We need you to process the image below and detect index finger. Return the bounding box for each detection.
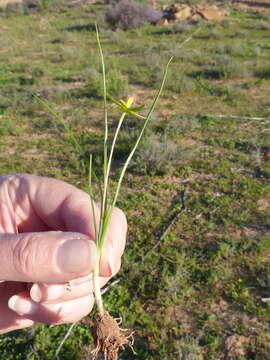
[1,174,127,276]
[1,174,96,236]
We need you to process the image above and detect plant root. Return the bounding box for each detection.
[91,311,135,360]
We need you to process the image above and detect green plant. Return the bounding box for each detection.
[132,133,195,175]
[204,55,250,80]
[107,69,129,97]
[2,6,270,359]
[88,26,172,358]
[36,24,172,359]
[250,21,269,30]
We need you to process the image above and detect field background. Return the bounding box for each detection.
[0,0,270,358]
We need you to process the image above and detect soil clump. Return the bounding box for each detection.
[92,311,134,360]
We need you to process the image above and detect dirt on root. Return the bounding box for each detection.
[225,334,248,359]
[91,311,134,360]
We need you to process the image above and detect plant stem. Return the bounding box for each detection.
[93,257,104,316]
[95,23,109,247]
[93,112,127,316]
[90,59,172,317]
[97,111,127,252]
[111,57,173,210]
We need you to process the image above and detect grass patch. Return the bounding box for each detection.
[0,3,270,360]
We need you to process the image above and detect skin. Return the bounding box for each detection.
[0,174,127,334]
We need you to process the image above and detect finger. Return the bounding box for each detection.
[0,231,97,283]
[1,174,127,278]
[0,281,34,334]
[99,207,127,277]
[29,276,108,303]
[0,174,99,236]
[61,200,126,278]
[30,176,127,277]
[0,317,34,334]
[8,291,95,324]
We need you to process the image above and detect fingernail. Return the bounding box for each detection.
[100,243,114,277]
[30,283,42,303]
[56,237,97,274]
[46,285,65,301]
[31,283,67,302]
[108,243,115,275]
[8,296,37,316]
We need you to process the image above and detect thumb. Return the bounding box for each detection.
[0,231,97,283]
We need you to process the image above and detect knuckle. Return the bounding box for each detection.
[2,174,23,190]
[13,233,38,279]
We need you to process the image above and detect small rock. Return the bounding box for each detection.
[197,5,225,21]
[174,5,192,20]
[156,18,169,26]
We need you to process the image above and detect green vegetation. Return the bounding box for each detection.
[0,1,270,359]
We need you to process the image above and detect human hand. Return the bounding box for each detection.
[0,174,127,334]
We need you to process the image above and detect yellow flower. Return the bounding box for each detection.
[108,94,146,119]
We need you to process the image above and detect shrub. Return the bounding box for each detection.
[253,64,270,79]
[216,56,250,79]
[81,67,128,98]
[166,71,195,93]
[132,133,194,175]
[233,31,247,39]
[0,85,33,112]
[202,55,251,80]
[105,0,162,30]
[107,69,129,97]
[209,29,222,40]
[166,115,200,135]
[250,21,269,30]
[171,21,191,34]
